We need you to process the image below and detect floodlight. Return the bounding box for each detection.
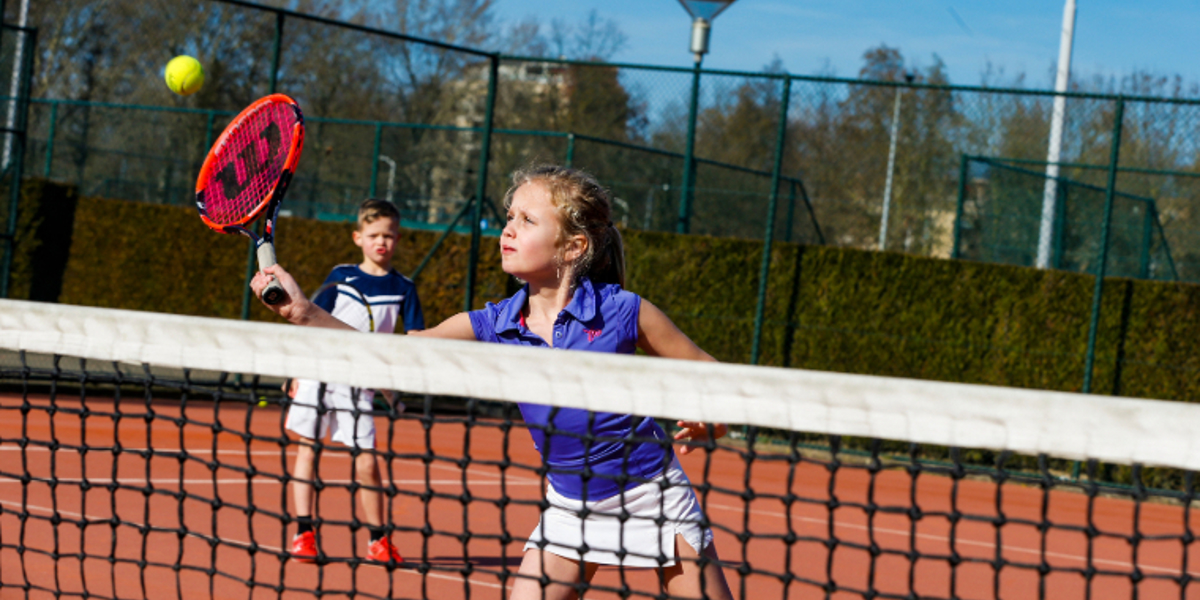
[676,0,737,62]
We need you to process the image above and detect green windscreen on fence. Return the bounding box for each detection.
[954,157,1178,281]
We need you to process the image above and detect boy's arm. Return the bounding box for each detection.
[635,298,727,454]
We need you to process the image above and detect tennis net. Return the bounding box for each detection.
[2,299,1199,599]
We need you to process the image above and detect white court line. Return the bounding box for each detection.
[705,501,1200,577]
[0,477,539,486]
[0,446,539,483]
[0,499,511,591]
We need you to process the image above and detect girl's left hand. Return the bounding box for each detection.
[673,421,729,455]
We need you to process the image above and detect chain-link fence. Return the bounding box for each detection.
[5,0,1200,383]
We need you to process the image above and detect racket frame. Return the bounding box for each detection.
[195,94,305,305]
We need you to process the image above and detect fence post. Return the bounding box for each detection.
[565,133,575,168]
[676,61,702,234]
[750,77,791,366]
[952,154,969,260]
[1082,98,1125,394]
[783,179,796,244]
[464,55,499,312]
[269,12,283,94]
[1053,180,1067,269]
[43,101,56,178]
[369,122,382,197]
[204,111,216,151]
[239,11,286,321]
[1138,200,1152,279]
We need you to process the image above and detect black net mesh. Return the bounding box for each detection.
[3,302,1200,599]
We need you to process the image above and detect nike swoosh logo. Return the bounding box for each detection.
[345,277,358,282]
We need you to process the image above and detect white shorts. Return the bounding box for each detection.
[285,380,376,449]
[524,457,713,567]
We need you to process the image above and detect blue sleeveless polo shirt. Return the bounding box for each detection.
[468,277,672,501]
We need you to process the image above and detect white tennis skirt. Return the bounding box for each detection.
[524,457,713,567]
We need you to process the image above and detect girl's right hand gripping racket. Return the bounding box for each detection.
[195,94,305,305]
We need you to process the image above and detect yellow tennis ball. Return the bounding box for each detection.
[164,55,204,96]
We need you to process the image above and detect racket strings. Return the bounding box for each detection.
[203,102,299,226]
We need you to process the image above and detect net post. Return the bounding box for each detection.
[751,76,791,366]
[677,58,702,234]
[42,101,55,178]
[464,54,498,312]
[1082,98,1125,394]
[952,154,969,260]
[369,122,382,197]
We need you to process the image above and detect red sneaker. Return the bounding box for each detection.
[290,531,317,563]
[366,536,403,566]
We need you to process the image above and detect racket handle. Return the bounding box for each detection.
[256,242,288,306]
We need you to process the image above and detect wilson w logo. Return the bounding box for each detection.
[215,121,282,200]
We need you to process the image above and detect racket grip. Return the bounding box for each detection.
[256,242,288,306]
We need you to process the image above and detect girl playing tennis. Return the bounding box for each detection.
[253,165,733,600]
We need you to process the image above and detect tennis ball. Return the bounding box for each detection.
[164,55,204,96]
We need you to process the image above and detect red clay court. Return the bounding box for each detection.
[3,393,1199,599]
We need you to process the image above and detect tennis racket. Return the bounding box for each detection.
[195,94,305,305]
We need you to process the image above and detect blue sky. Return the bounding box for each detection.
[494,0,1200,91]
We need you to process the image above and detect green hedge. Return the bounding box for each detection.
[10,183,1200,406]
[52,195,508,325]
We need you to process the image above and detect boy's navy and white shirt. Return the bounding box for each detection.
[290,265,424,425]
[312,264,425,334]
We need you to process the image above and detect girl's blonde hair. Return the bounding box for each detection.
[504,165,625,289]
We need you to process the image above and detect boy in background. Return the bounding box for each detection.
[286,198,424,565]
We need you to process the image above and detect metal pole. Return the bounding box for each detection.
[783,179,796,243]
[464,55,498,312]
[879,85,903,251]
[677,57,702,234]
[1,26,32,299]
[565,133,575,168]
[1082,98,1124,394]
[378,155,396,203]
[411,200,474,281]
[1,0,28,174]
[203,111,216,151]
[269,12,284,94]
[1036,0,1077,269]
[1139,200,1152,279]
[240,11,286,321]
[952,154,969,260]
[43,102,56,177]
[1053,180,1067,268]
[750,78,791,365]
[797,179,825,245]
[369,122,382,197]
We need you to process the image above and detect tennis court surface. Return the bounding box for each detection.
[3,299,1200,599]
